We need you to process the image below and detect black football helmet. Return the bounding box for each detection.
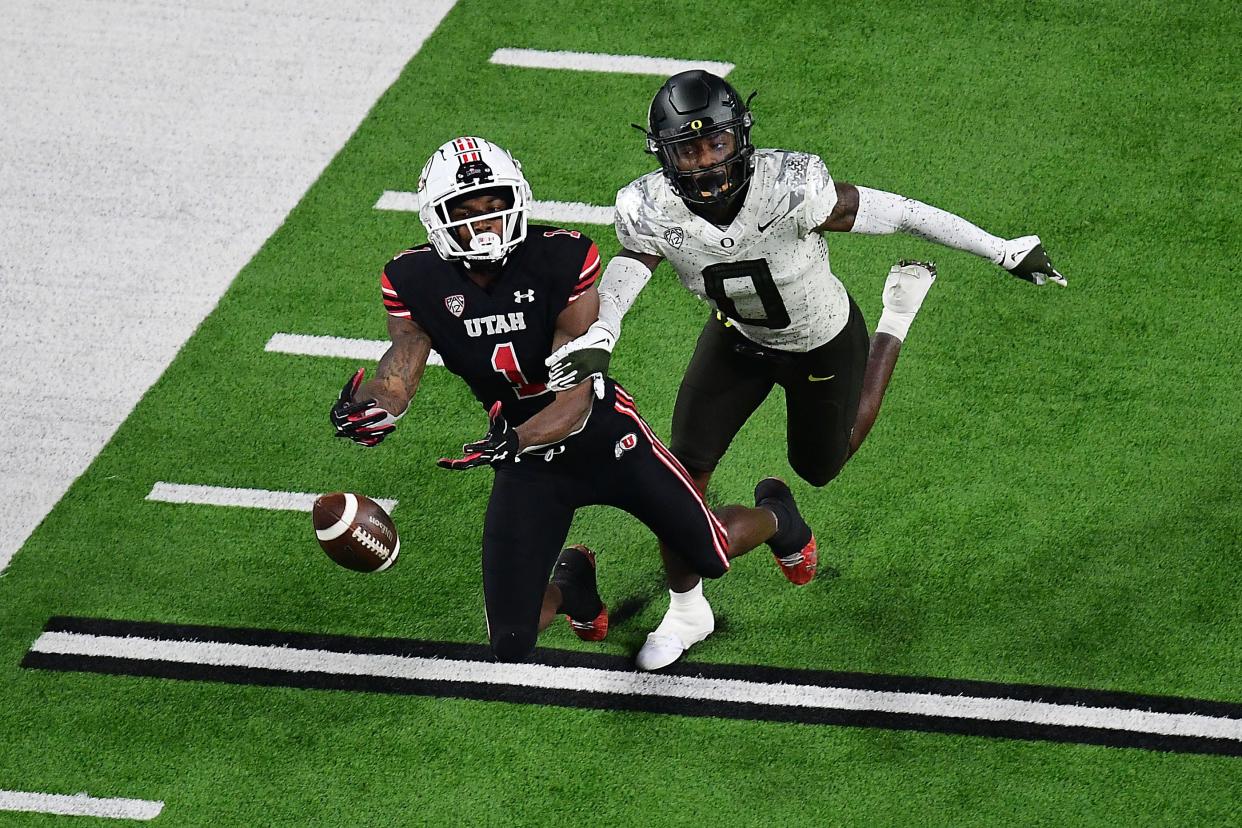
[644,71,755,205]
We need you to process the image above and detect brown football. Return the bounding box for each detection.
[312,492,400,572]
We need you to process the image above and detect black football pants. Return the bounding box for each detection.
[670,298,869,487]
[481,382,729,662]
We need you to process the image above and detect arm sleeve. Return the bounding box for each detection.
[590,254,655,343]
[797,154,839,236]
[381,270,411,319]
[850,186,1005,264]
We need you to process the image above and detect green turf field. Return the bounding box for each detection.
[3,0,1241,823]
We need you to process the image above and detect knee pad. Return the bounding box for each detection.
[490,628,537,663]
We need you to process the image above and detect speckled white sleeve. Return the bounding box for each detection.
[851,186,1005,264]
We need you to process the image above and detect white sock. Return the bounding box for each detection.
[668,581,705,610]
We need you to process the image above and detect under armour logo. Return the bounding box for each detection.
[514,290,535,303]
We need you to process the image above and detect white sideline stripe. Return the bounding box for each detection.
[489,48,733,78]
[30,632,1242,744]
[265,333,444,367]
[375,191,613,226]
[146,483,397,515]
[0,790,163,821]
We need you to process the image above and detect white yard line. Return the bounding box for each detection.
[375,191,613,225]
[31,631,1242,744]
[489,48,733,77]
[265,332,443,366]
[146,483,397,515]
[0,790,163,821]
[0,0,458,575]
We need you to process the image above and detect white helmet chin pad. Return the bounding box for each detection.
[416,137,532,262]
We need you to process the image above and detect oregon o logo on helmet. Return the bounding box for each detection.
[690,119,703,130]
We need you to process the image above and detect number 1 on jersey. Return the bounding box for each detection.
[491,342,549,399]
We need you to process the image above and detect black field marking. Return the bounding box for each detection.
[22,616,1242,757]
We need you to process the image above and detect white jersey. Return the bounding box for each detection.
[614,149,850,352]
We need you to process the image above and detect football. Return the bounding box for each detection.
[312,492,400,572]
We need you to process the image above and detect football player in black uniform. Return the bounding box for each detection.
[330,137,816,668]
[546,71,1068,668]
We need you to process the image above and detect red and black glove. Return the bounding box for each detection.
[330,368,401,448]
[437,401,520,470]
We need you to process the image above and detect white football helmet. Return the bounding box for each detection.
[417,137,531,263]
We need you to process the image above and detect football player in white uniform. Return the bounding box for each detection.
[546,71,1068,671]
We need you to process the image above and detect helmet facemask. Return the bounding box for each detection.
[649,118,754,205]
[434,186,527,264]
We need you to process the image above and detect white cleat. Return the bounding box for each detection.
[882,259,938,315]
[635,598,715,671]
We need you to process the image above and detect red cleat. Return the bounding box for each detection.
[568,603,609,641]
[755,477,817,586]
[774,534,817,586]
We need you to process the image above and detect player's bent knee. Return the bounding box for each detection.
[489,627,537,663]
[791,455,845,488]
[669,444,717,478]
[694,549,730,580]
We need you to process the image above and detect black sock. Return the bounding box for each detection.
[551,552,602,620]
[556,579,602,621]
[762,500,810,556]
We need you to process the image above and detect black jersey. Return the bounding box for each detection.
[380,226,601,425]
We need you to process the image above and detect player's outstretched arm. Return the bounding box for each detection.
[360,316,433,413]
[817,182,1067,287]
[516,286,602,450]
[545,249,662,393]
[330,316,432,447]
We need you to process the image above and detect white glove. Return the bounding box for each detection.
[544,293,621,398]
[876,260,937,341]
[545,323,612,397]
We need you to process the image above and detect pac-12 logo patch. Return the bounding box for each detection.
[445,294,466,317]
[614,432,638,459]
[664,227,684,249]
